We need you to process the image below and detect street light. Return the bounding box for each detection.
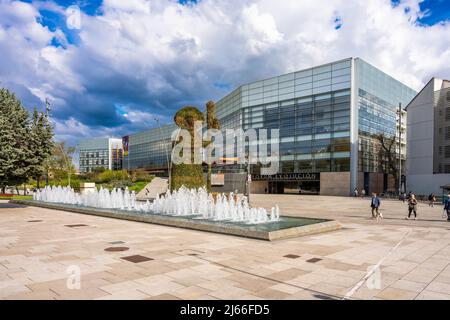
[397,102,403,194]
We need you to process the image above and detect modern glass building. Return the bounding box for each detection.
[78,138,123,173]
[122,58,416,195]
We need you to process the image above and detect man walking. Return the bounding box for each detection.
[370,193,381,219]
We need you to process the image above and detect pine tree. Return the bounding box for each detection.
[0,88,32,192]
[0,88,54,192]
[28,108,54,188]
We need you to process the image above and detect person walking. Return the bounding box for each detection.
[428,193,435,207]
[370,193,381,219]
[444,194,450,222]
[407,191,412,201]
[406,194,418,220]
[361,189,366,198]
[354,188,359,198]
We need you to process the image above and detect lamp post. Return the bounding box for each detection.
[397,102,402,194]
[247,153,251,204]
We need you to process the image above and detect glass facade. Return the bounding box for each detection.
[120,58,416,194]
[241,90,351,174]
[355,59,416,174]
[123,124,176,171]
[78,138,123,173]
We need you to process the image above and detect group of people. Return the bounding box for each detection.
[368,192,450,221]
[353,188,366,198]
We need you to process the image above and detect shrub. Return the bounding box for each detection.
[171,163,204,191]
[132,170,155,183]
[96,170,129,183]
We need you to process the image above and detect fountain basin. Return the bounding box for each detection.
[11,200,341,241]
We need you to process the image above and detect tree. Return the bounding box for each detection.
[0,88,55,193]
[46,141,76,181]
[205,101,220,192]
[171,106,205,191]
[377,134,399,192]
[0,88,33,193]
[29,108,54,188]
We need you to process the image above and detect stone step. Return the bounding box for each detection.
[136,177,168,201]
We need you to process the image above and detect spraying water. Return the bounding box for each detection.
[33,185,280,224]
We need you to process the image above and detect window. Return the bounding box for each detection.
[298,160,313,172]
[332,158,350,171]
[282,161,295,173]
[445,145,450,158]
[315,159,331,172]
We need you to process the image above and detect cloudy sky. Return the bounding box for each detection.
[1,0,450,147]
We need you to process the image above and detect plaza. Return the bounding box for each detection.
[1,195,450,300]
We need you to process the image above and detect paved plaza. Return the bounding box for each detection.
[1,195,450,300]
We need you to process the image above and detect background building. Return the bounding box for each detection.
[406,78,450,196]
[122,57,416,195]
[78,138,123,173]
[123,124,175,174]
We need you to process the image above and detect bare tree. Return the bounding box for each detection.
[376,134,399,192]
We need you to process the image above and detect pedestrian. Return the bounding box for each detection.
[354,188,358,198]
[361,189,366,198]
[402,192,406,203]
[407,191,412,201]
[406,194,418,220]
[428,193,435,207]
[443,194,450,221]
[370,193,381,219]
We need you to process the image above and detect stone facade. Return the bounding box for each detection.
[320,172,351,196]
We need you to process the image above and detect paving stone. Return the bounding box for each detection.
[2,196,450,300]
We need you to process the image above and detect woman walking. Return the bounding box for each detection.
[406,194,418,220]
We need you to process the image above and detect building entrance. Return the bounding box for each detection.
[253,173,320,195]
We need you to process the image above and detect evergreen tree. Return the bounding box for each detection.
[29,108,54,188]
[0,88,32,192]
[0,88,54,192]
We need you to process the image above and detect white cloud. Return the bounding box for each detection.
[1,0,450,146]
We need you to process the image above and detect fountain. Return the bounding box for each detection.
[22,185,341,241]
[33,185,280,224]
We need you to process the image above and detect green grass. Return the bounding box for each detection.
[128,181,148,193]
[0,195,33,200]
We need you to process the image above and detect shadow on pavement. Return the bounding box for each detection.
[0,202,27,209]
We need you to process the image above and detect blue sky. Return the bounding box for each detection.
[1,0,450,146]
[392,0,450,25]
